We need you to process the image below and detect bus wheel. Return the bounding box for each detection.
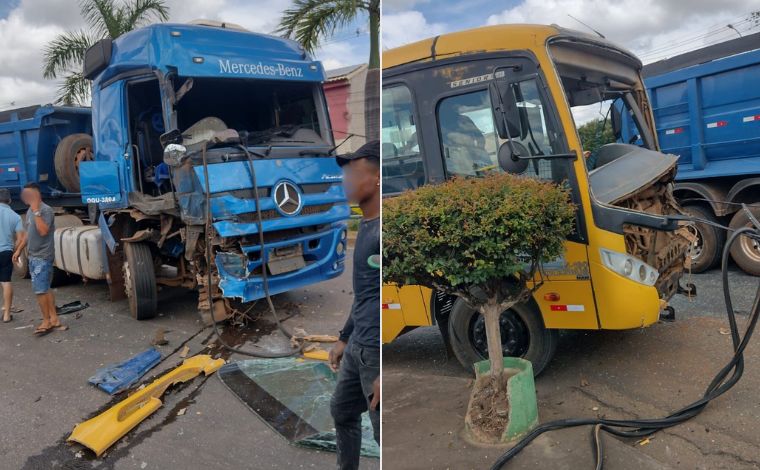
[123,242,157,320]
[729,207,760,276]
[447,298,557,376]
[683,205,724,273]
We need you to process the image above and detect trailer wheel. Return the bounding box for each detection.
[683,205,724,273]
[54,133,93,193]
[123,242,157,320]
[729,207,760,276]
[448,298,557,376]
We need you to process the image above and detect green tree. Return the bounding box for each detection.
[277,0,380,142]
[577,117,615,158]
[43,0,170,105]
[383,174,576,381]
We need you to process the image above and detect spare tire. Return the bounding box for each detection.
[54,133,93,193]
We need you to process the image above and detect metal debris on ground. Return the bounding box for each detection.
[88,348,162,395]
[56,301,90,315]
[179,345,190,358]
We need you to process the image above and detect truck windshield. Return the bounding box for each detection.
[175,77,328,148]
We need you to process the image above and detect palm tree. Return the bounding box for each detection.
[278,0,380,142]
[43,0,169,105]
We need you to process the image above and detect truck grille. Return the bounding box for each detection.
[235,203,334,224]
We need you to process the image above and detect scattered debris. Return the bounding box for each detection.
[592,406,599,411]
[302,349,330,361]
[719,327,731,335]
[636,436,655,446]
[580,378,590,387]
[69,355,225,457]
[56,301,89,316]
[88,348,162,395]
[177,408,186,416]
[179,345,190,358]
[14,325,33,330]
[151,328,169,346]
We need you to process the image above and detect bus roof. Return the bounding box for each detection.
[383,24,640,70]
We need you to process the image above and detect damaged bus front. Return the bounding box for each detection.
[79,23,349,320]
[381,25,693,374]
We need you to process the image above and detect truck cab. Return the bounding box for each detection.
[382,24,692,374]
[79,23,349,320]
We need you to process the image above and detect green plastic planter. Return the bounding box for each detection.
[464,357,539,444]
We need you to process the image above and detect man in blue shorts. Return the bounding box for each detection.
[14,182,63,335]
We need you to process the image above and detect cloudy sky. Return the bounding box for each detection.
[0,0,369,109]
[383,0,759,123]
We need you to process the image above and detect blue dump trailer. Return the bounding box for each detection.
[50,21,350,321]
[0,105,92,210]
[618,32,760,275]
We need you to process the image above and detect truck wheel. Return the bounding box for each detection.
[123,242,157,320]
[683,205,724,272]
[729,207,760,276]
[54,133,93,193]
[447,298,557,376]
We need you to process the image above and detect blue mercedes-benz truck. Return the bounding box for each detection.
[78,22,350,320]
[617,32,760,275]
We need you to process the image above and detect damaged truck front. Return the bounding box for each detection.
[78,22,349,320]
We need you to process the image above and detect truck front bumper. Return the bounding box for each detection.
[215,222,347,302]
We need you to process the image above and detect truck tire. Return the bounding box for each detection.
[54,133,93,193]
[123,242,157,320]
[683,205,724,272]
[447,298,557,376]
[729,207,760,276]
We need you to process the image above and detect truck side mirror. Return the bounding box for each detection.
[610,101,622,139]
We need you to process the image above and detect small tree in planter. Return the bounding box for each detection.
[383,173,575,440]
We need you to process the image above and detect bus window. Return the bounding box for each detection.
[382,85,424,194]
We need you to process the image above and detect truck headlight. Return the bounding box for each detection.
[600,248,659,286]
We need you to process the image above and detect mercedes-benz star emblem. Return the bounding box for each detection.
[273,181,302,216]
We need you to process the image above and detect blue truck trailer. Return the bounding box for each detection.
[3,21,350,322]
[617,32,760,275]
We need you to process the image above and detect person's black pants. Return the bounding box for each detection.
[330,341,380,470]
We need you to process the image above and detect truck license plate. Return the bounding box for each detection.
[267,245,305,275]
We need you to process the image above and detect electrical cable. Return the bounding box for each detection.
[199,140,301,358]
[491,205,760,470]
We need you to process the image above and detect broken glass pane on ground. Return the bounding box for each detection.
[218,358,380,458]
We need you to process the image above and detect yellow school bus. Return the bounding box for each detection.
[381,24,692,374]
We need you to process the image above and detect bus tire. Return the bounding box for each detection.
[54,133,93,193]
[729,207,760,276]
[123,242,157,320]
[447,298,557,376]
[683,205,724,273]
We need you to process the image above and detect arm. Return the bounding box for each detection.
[12,219,26,262]
[33,210,51,237]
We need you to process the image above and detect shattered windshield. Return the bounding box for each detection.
[549,40,656,169]
[175,77,329,149]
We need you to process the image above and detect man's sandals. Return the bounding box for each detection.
[34,322,68,336]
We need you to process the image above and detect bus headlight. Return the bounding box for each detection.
[600,248,659,286]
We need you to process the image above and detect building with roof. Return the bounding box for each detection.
[324,63,368,153]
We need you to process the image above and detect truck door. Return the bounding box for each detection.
[382,53,601,330]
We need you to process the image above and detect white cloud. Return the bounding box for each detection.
[0,0,370,109]
[485,0,759,62]
[382,10,446,49]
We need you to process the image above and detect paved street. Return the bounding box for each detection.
[383,266,760,469]
[0,247,378,470]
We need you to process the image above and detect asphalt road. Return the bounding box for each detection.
[0,247,379,470]
[383,266,760,470]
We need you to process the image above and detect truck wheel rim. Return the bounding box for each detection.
[739,231,760,263]
[74,147,93,171]
[687,225,704,261]
[470,309,530,358]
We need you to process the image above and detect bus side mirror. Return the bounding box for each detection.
[489,82,522,140]
[610,101,622,139]
[497,141,529,174]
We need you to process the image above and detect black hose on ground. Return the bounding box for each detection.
[200,141,300,358]
[491,208,760,470]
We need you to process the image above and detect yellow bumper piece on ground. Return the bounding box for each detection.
[68,354,225,457]
[302,349,330,361]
